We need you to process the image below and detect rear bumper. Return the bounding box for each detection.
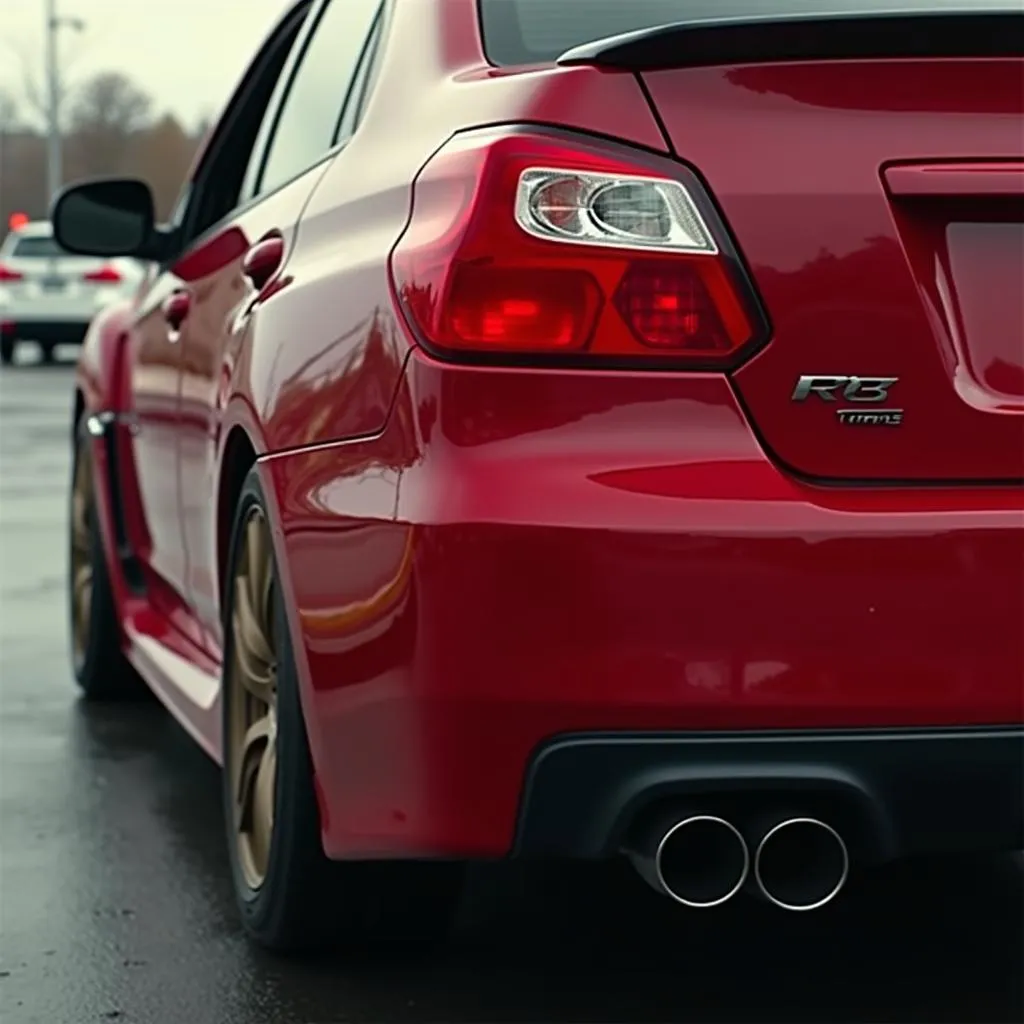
[514,728,1024,862]
[262,350,1024,860]
[2,319,89,344]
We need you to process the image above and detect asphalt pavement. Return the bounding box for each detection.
[1,348,1022,1024]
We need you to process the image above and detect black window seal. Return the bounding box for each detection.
[331,1,386,146]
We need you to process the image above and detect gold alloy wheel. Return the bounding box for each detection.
[70,438,94,666]
[228,508,279,890]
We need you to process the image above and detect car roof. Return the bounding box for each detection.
[11,221,54,238]
[1,220,101,259]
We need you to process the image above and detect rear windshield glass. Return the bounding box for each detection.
[11,235,68,258]
[479,0,1014,66]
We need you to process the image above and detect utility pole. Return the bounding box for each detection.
[44,0,84,205]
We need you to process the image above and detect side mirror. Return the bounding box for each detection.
[51,178,161,259]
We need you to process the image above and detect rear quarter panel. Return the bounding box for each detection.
[240,0,669,458]
[245,0,674,825]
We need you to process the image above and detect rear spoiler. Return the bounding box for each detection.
[557,7,1024,72]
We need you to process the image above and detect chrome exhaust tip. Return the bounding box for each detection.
[753,817,849,912]
[641,814,750,908]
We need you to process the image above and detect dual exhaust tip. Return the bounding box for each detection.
[630,813,849,911]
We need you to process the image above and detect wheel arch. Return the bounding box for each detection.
[217,425,259,607]
[217,424,328,810]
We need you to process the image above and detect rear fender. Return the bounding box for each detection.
[74,299,134,415]
[73,300,145,614]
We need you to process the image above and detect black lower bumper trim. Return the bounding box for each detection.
[87,412,146,594]
[513,727,1024,862]
[10,321,89,345]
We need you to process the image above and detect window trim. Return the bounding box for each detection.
[238,0,326,205]
[168,0,315,262]
[352,1,391,130]
[251,0,385,200]
[156,0,390,275]
[332,2,387,146]
[245,0,333,200]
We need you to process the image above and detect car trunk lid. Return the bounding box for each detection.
[557,2,1024,482]
[640,58,1024,482]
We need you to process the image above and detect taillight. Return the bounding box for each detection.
[0,264,24,282]
[83,265,122,283]
[389,127,767,367]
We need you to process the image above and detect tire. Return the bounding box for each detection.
[69,419,147,700]
[222,467,464,953]
[0,336,15,366]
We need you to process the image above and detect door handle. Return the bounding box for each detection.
[162,289,191,342]
[242,235,285,293]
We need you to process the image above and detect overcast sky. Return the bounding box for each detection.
[1,0,291,129]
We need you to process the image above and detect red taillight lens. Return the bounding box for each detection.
[614,262,742,351]
[0,264,24,282]
[445,266,601,351]
[389,128,766,367]
[83,265,122,283]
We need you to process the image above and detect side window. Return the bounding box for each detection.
[257,0,382,197]
[238,11,319,204]
[334,7,384,144]
[178,2,313,248]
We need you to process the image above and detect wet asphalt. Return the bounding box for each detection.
[0,349,1022,1024]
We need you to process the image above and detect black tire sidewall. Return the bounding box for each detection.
[69,423,130,697]
[222,468,336,946]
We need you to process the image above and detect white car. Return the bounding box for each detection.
[0,220,147,366]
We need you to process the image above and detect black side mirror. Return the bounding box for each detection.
[51,178,163,259]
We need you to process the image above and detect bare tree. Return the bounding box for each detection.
[0,89,18,217]
[65,71,152,178]
[0,89,17,128]
[0,68,207,229]
[3,29,83,131]
[0,124,47,230]
[132,114,198,219]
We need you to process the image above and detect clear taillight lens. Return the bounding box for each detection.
[516,170,717,254]
[389,127,767,366]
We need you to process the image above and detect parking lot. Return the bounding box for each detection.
[1,349,1022,1024]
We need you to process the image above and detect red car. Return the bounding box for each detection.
[54,0,1023,950]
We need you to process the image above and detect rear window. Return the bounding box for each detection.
[11,235,68,258]
[478,0,1014,66]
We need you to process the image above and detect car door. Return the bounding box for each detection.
[175,0,385,649]
[122,2,314,639]
[124,265,193,622]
